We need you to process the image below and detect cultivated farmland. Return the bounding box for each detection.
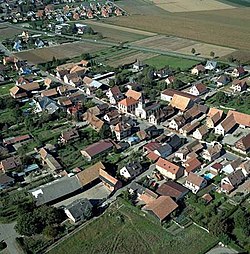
[48,200,218,254]
[82,20,156,43]
[94,47,158,67]
[104,0,250,50]
[131,35,236,58]
[0,25,21,40]
[151,0,235,13]
[14,42,109,64]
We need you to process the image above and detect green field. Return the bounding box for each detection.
[48,200,217,254]
[144,55,199,70]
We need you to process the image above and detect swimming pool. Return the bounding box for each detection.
[204,173,215,180]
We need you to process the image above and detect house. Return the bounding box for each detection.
[41,88,58,98]
[234,133,250,154]
[156,181,189,201]
[169,115,189,131]
[144,141,161,154]
[139,188,158,204]
[83,112,104,132]
[106,86,124,104]
[205,60,217,71]
[165,76,175,85]
[113,122,132,141]
[170,94,193,111]
[3,134,31,146]
[221,158,243,175]
[64,199,93,223]
[214,114,237,136]
[0,174,15,190]
[154,144,173,158]
[231,66,246,78]
[76,162,105,188]
[167,133,182,151]
[99,168,122,192]
[118,98,138,114]
[227,110,250,128]
[221,169,246,193]
[231,79,248,93]
[143,196,178,223]
[30,176,82,206]
[189,83,208,96]
[81,140,114,161]
[103,110,120,125]
[202,142,222,162]
[149,105,175,125]
[156,158,183,180]
[119,162,143,180]
[179,122,200,136]
[39,148,62,172]
[160,88,198,103]
[60,129,79,144]
[191,64,206,75]
[35,97,59,115]
[10,86,27,99]
[183,157,202,176]
[239,160,250,178]
[210,163,223,175]
[193,125,208,140]
[202,193,213,204]
[133,59,145,71]
[206,108,224,129]
[0,156,22,173]
[216,75,230,87]
[185,172,207,194]
[154,68,172,78]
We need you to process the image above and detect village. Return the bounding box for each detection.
[0,44,250,253]
[0,0,249,253]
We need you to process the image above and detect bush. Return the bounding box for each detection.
[0,241,7,251]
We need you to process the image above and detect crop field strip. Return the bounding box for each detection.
[14,41,110,64]
[103,0,250,50]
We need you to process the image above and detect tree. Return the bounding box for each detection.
[99,123,111,139]
[43,225,59,239]
[234,208,250,236]
[215,91,228,104]
[210,51,215,58]
[191,48,196,55]
[95,89,104,99]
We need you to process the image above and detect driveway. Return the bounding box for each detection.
[0,222,23,254]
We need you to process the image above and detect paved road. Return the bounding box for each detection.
[0,223,23,254]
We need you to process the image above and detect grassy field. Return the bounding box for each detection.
[104,0,250,51]
[144,55,199,70]
[48,200,217,254]
[14,42,109,64]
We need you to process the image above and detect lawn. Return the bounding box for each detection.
[48,199,218,254]
[0,83,14,96]
[144,55,199,70]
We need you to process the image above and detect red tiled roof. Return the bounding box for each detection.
[156,158,180,175]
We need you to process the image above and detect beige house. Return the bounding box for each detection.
[156,158,183,180]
